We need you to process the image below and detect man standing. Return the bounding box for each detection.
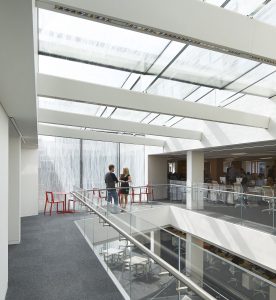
[105,164,119,211]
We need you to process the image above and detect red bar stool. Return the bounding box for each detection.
[131,187,141,203]
[44,191,65,216]
[140,185,154,203]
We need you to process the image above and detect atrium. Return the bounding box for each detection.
[1,0,276,299]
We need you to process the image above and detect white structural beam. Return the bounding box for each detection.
[0,0,38,146]
[38,123,165,147]
[38,108,202,140]
[37,0,276,64]
[38,74,269,129]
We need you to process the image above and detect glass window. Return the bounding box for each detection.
[82,140,119,189]
[119,144,145,186]
[38,136,80,210]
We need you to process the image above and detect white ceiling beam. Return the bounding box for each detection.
[38,108,202,140]
[38,74,270,129]
[38,123,165,147]
[0,0,38,145]
[37,0,276,65]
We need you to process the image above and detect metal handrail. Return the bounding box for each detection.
[84,183,276,201]
[71,190,216,300]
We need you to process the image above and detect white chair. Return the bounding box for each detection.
[234,183,246,208]
[262,186,276,214]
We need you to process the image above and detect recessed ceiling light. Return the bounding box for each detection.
[259,157,273,160]
[231,153,247,156]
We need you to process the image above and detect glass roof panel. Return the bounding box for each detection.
[165,116,183,127]
[243,72,276,98]
[39,97,103,116]
[197,89,238,105]
[184,86,213,102]
[39,9,168,73]
[225,0,264,15]
[131,75,156,92]
[204,0,225,6]
[148,41,185,74]
[147,78,198,99]
[255,2,276,27]
[226,64,276,95]
[39,55,130,87]
[148,114,173,126]
[218,93,244,107]
[111,108,148,122]
[141,113,159,124]
[162,46,258,88]
[100,107,116,118]
[122,73,141,90]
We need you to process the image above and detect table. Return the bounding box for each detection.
[124,255,150,277]
[53,192,73,213]
[102,248,124,264]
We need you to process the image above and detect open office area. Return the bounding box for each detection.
[1,0,276,299]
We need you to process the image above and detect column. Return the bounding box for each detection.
[186,150,204,209]
[185,234,204,287]
[21,147,38,217]
[150,230,161,257]
[8,121,21,244]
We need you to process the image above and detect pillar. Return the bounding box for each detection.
[8,121,21,244]
[185,234,204,287]
[186,151,204,209]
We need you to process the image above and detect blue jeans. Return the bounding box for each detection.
[107,189,118,206]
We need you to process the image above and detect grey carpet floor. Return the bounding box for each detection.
[6,213,124,300]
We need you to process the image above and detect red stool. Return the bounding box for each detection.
[44,191,65,216]
[140,185,154,203]
[131,187,141,203]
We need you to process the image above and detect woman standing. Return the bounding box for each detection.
[120,167,131,210]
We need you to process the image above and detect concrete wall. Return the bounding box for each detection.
[21,148,38,217]
[0,105,9,300]
[9,121,21,244]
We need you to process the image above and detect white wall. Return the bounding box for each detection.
[21,148,38,217]
[148,155,167,185]
[0,105,9,300]
[170,206,276,272]
[8,121,21,244]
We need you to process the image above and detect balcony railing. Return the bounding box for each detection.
[71,187,276,300]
